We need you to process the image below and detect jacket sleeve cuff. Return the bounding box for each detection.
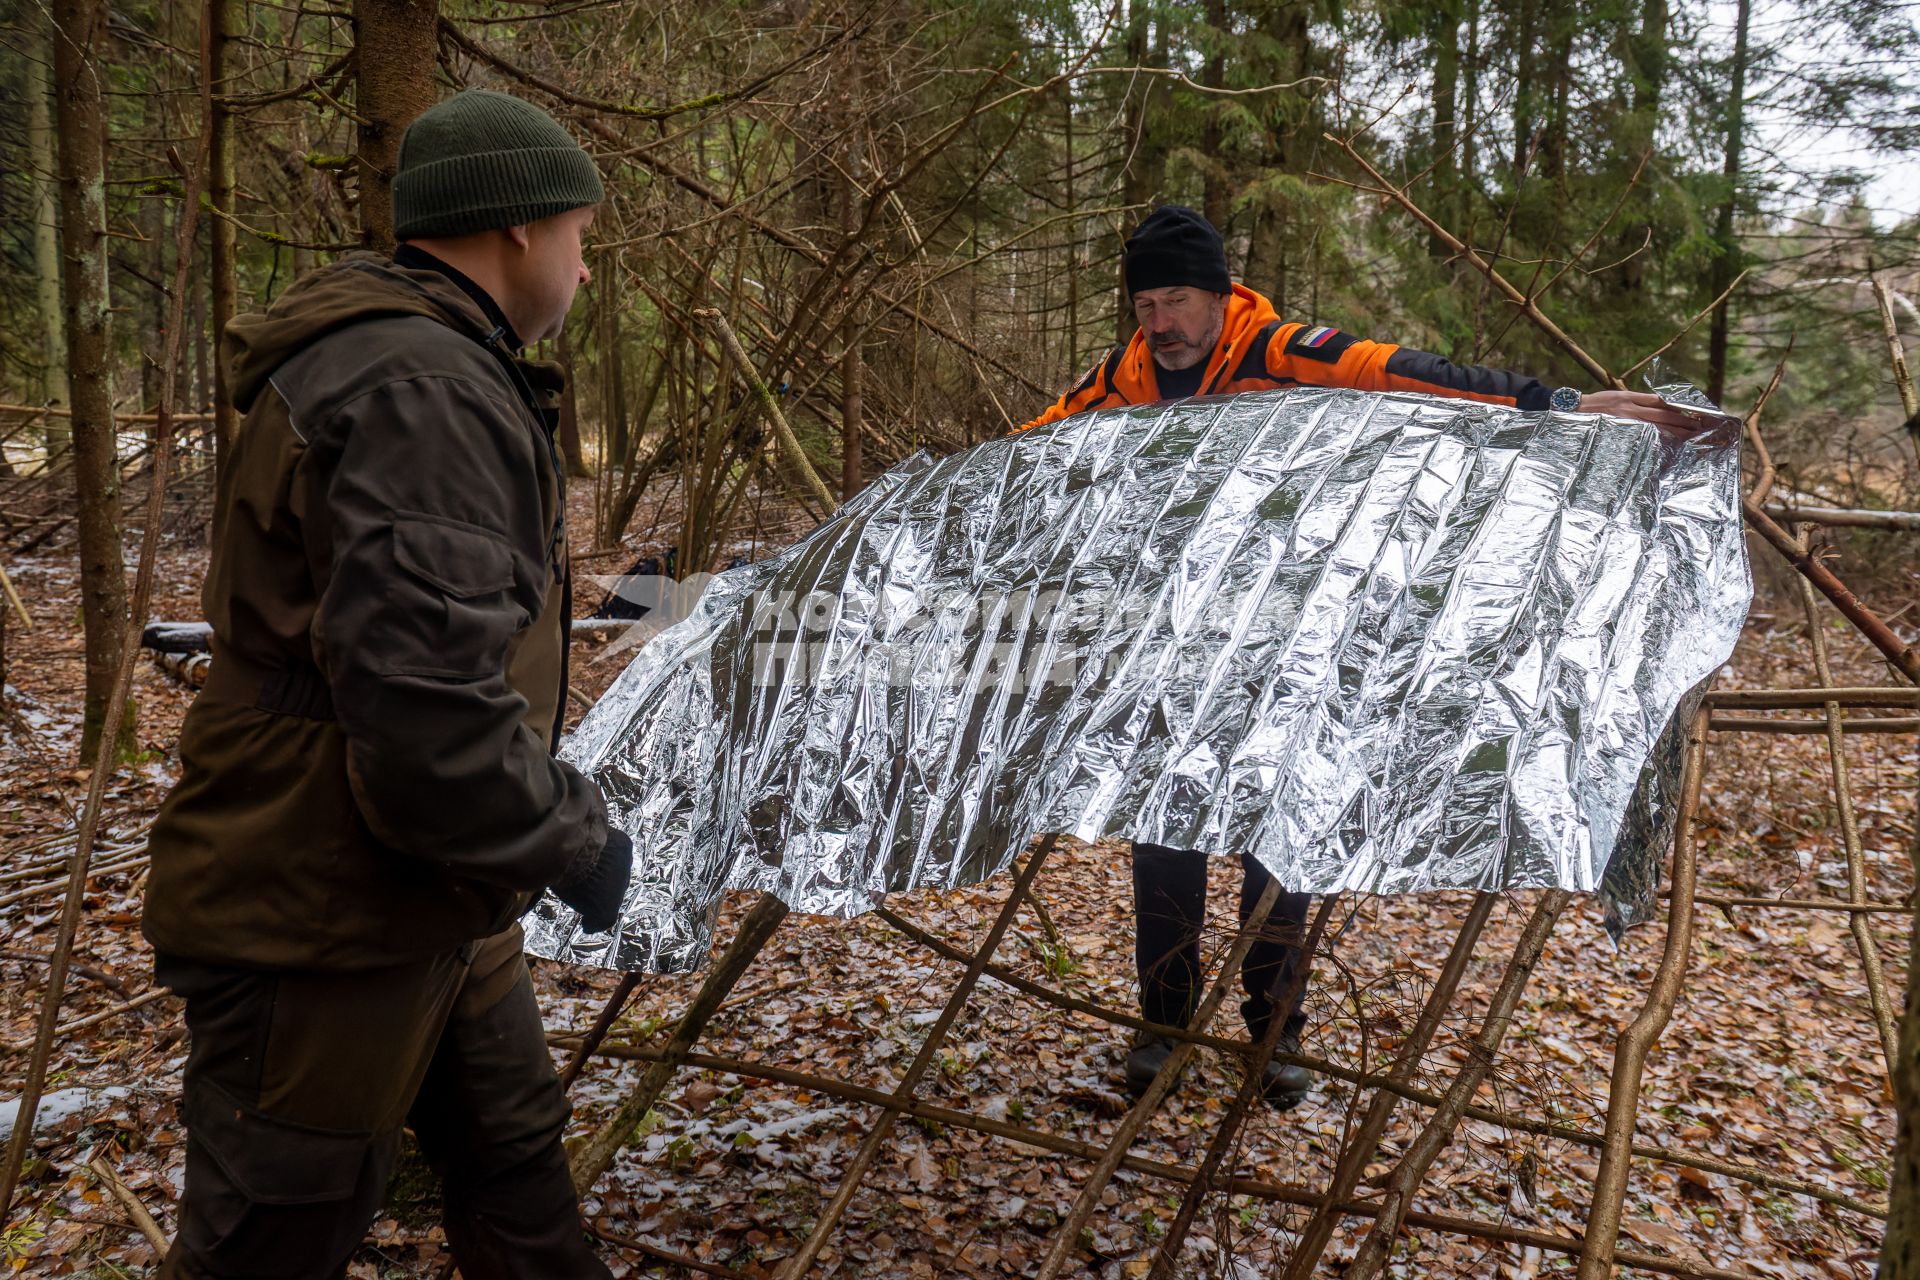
[1515,382,1554,412]
[554,769,610,888]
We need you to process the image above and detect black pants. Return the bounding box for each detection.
[154,927,610,1280]
[1132,842,1311,1039]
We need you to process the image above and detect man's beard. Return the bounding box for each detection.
[1149,338,1206,370]
[1146,312,1225,371]
[1149,327,1217,371]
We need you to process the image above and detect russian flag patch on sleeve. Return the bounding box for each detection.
[1284,324,1361,364]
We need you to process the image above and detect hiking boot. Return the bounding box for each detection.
[1122,1032,1183,1098]
[1259,1029,1314,1110]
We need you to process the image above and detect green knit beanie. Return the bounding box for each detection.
[392,89,604,240]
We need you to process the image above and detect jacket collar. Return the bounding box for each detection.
[392,244,525,351]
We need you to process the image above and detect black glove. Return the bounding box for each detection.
[555,829,633,934]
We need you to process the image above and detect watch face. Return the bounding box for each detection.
[1550,387,1581,412]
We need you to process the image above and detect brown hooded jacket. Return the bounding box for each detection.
[143,252,607,970]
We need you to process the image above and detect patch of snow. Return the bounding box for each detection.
[0,1085,131,1143]
[711,1106,845,1144]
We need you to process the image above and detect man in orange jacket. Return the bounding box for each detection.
[1021,205,1699,1107]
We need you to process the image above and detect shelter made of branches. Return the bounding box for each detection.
[539,165,1920,1278]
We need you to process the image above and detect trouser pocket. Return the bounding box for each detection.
[166,1077,393,1280]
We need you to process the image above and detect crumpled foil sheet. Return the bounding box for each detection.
[527,386,1750,973]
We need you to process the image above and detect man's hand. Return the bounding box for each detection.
[1577,389,1723,437]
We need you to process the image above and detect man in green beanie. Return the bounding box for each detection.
[144,89,624,1278]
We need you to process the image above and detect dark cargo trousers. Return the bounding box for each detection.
[154,926,610,1280]
[1132,842,1311,1038]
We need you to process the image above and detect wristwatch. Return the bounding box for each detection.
[1549,386,1582,413]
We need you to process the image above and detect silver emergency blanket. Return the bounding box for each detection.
[527,387,1749,973]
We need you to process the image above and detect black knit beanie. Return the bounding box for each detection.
[392,89,605,240]
[1124,205,1231,296]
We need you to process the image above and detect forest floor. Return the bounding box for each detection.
[0,474,1912,1279]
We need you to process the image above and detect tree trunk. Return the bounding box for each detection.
[1062,82,1079,373]
[208,0,240,473]
[1890,901,1920,1277]
[1631,0,1670,117]
[1115,0,1156,343]
[841,323,863,500]
[1511,0,1539,175]
[1541,15,1575,186]
[192,247,210,411]
[1429,2,1460,262]
[553,329,592,478]
[599,275,629,469]
[28,18,70,465]
[1891,288,1920,1265]
[1146,16,1170,196]
[52,0,135,761]
[141,0,175,414]
[141,195,169,413]
[840,43,863,500]
[352,0,440,250]
[1612,0,1668,300]
[1705,0,1749,406]
[1462,0,1480,196]
[602,349,668,544]
[1201,0,1227,232]
[287,101,319,282]
[1242,1,1310,308]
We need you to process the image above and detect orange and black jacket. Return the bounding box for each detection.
[1016,284,1551,432]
